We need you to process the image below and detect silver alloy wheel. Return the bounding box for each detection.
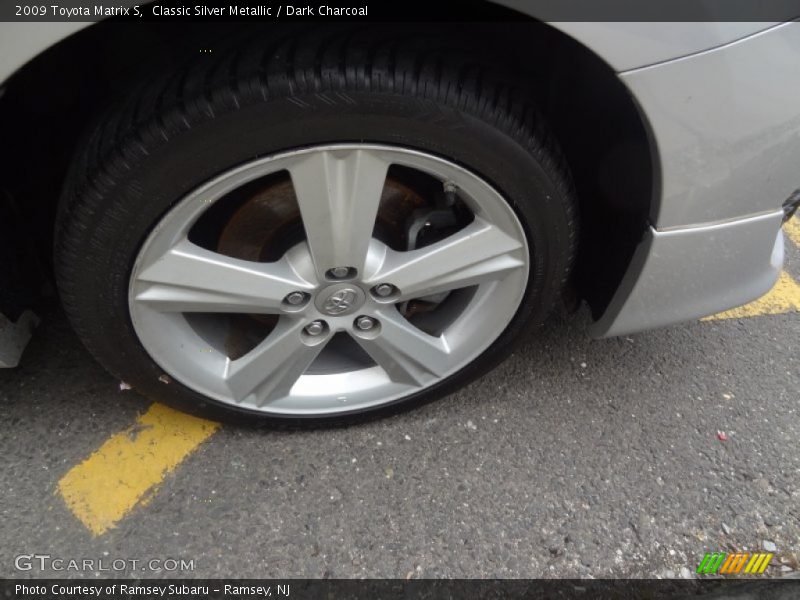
[129,145,529,415]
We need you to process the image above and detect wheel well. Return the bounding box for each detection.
[0,19,653,318]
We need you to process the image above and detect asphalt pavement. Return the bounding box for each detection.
[1,229,798,579]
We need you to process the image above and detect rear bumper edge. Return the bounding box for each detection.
[590,210,784,338]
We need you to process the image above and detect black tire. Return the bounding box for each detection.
[55,28,578,426]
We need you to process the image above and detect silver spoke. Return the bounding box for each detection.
[224,318,331,405]
[351,308,452,386]
[366,218,525,301]
[133,239,313,313]
[289,148,390,279]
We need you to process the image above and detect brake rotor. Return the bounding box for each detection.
[216,175,430,261]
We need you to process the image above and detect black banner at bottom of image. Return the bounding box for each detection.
[2,579,800,600]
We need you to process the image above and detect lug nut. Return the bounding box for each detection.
[284,291,307,305]
[327,266,353,279]
[355,316,376,331]
[305,320,325,336]
[373,284,395,298]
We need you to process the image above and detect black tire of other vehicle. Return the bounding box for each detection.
[54,28,578,426]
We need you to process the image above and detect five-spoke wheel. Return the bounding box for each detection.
[129,146,529,415]
[55,32,576,422]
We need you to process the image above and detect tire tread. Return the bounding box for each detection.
[55,27,578,425]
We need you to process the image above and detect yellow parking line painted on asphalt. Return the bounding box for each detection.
[785,215,800,247]
[57,403,220,535]
[704,270,800,321]
[51,217,800,535]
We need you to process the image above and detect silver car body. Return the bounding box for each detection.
[0,14,797,362]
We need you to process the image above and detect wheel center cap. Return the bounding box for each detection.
[315,283,366,316]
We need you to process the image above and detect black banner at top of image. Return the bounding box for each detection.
[2,0,800,22]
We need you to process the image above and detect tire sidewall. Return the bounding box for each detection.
[60,91,573,425]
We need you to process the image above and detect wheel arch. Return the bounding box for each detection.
[0,12,656,320]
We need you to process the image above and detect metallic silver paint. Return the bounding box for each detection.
[621,21,800,228]
[0,23,87,85]
[591,211,785,337]
[546,22,781,72]
[592,23,799,336]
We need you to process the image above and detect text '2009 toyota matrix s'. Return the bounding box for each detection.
[0,6,798,424]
